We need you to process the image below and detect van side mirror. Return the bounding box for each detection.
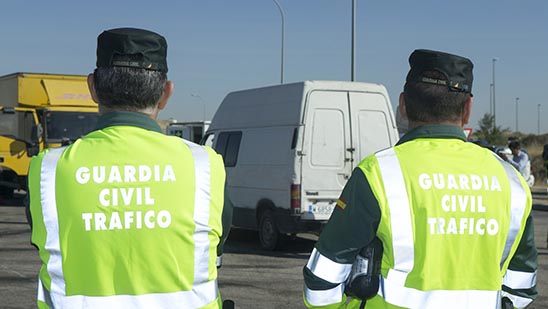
[201,133,215,147]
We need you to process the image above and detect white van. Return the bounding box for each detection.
[203,81,399,249]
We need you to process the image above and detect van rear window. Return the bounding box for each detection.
[214,131,242,167]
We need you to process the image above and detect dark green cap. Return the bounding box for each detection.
[96,28,168,72]
[406,49,473,94]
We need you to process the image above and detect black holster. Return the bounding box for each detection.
[344,237,383,301]
[501,297,514,309]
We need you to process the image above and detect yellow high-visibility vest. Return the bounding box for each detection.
[354,138,532,308]
[29,124,225,309]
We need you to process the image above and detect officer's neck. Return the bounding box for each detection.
[407,119,464,129]
[99,105,158,120]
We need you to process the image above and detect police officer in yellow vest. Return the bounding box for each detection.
[28,28,232,308]
[303,49,537,309]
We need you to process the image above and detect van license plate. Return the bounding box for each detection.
[309,204,334,215]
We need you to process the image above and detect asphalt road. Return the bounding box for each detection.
[1,187,547,309]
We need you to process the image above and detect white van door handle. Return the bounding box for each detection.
[338,173,350,180]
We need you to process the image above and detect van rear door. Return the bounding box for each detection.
[300,90,395,221]
[300,90,352,220]
[348,91,395,164]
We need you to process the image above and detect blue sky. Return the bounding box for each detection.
[2,1,547,134]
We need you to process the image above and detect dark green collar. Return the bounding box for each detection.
[94,111,162,133]
[397,124,467,145]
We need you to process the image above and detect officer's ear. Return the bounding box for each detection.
[87,73,100,104]
[399,92,408,120]
[157,80,174,111]
[462,95,473,126]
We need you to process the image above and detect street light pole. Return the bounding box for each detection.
[190,93,206,121]
[489,83,493,115]
[538,104,542,135]
[492,58,497,128]
[351,0,356,81]
[272,0,285,84]
[515,97,519,132]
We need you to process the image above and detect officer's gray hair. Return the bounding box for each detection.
[403,70,470,123]
[93,67,167,111]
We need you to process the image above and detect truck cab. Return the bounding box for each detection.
[0,73,99,197]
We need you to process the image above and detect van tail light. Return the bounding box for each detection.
[291,184,301,214]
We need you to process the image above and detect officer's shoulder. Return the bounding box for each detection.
[33,146,64,160]
[466,141,513,161]
[29,146,70,168]
[29,149,48,165]
[356,150,386,173]
[179,139,220,157]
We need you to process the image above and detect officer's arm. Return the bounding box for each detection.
[216,186,233,266]
[501,213,538,308]
[303,169,381,308]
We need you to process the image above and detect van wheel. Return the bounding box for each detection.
[259,210,284,251]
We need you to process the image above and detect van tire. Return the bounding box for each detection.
[259,210,284,251]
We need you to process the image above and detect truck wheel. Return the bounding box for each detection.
[259,210,284,251]
[0,186,14,199]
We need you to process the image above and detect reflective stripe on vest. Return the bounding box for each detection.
[501,290,534,308]
[304,283,345,307]
[39,147,67,301]
[502,269,537,290]
[306,248,352,284]
[303,248,351,306]
[38,277,217,308]
[184,140,213,285]
[37,143,218,308]
[381,278,500,309]
[494,154,527,268]
[496,154,535,308]
[376,148,414,281]
[374,148,528,309]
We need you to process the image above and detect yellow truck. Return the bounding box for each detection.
[0,72,99,197]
